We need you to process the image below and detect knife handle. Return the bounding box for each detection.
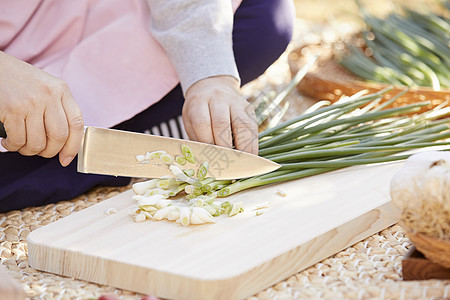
[0,122,6,138]
[0,123,89,139]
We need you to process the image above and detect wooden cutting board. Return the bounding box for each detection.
[28,162,403,299]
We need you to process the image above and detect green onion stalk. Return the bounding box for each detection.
[339,2,450,90]
[213,88,450,197]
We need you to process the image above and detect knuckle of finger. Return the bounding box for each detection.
[210,89,225,98]
[213,118,229,128]
[234,119,256,131]
[45,78,70,100]
[51,78,69,92]
[190,119,209,128]
[58,79,70,90]
[246,109,257,119]
[2,144,19,152]
[186,105,203,118]
[18,149,35,156]
[215,136,232,147]
[3,102,23,116]
[5,138,26,150]
[39,150,57,158]
[18,149,32,156]
[69,116,85,131]
[50,128,69,142]
[187,93,202,101]
[186,132,197,141]
[27,142,46,154]
[43,79,60,95]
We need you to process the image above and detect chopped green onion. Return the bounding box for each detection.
[184,185,196,194]
[181,144,196,164]
[139,205,158,213]
[175,155,187,165]
[157,178,181,189]
[169,165,197,184]
[146,150,166,160]
[160,153,174,164]
[221,201,232,215]
[132,179,159,195]
[183,169,195,177]
[135,155,146,163]
[194,177,215,189]
[179,207,191,227]
[197,161,209,181]
[168,183,188,197]
[228,201,244,217]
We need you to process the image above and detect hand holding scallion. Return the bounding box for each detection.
[182,75,258,155]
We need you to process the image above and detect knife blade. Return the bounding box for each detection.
[78,127,280,180]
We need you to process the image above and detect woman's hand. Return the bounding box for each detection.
[0,266,25,300]
[182,76,258,154]
[0,51,84,167]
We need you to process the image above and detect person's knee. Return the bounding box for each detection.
[267,0,296,52]
[233,0,296,84]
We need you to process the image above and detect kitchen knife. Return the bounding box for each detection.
[78,127,280,180]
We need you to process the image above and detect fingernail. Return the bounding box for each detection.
[62,156,74,167]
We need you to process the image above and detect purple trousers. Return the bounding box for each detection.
[0,0,295,212]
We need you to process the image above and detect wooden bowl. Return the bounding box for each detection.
[407,231,450,269]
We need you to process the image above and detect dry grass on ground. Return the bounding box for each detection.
[294,0,445,23]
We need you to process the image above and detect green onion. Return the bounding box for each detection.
[194,177,215,189]
[202,180,232,192]
[131,85,449,227]
[197,161,209,181]
[157,178,180,189]
[160,153,174,164]
[220,201,232,215]
[340,3,450,89]
[228,201,244,217]
[175,155,187,165]
[279,154,410,170]
[260,101,429,148]
[215,88,449,197]
[183,169,195,177]
[181,144,196,164]
[168,183,188,197]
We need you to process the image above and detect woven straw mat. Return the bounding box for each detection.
[2,25,450,299]
[2,181,450,299]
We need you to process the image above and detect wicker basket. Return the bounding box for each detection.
[407,231,450,269]
[288,43,450,113]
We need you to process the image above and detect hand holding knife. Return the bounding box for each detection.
[0,123,279,179]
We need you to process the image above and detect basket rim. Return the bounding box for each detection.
[406,230,450,269]
[407,231,450,246]
[288,44,450,95]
